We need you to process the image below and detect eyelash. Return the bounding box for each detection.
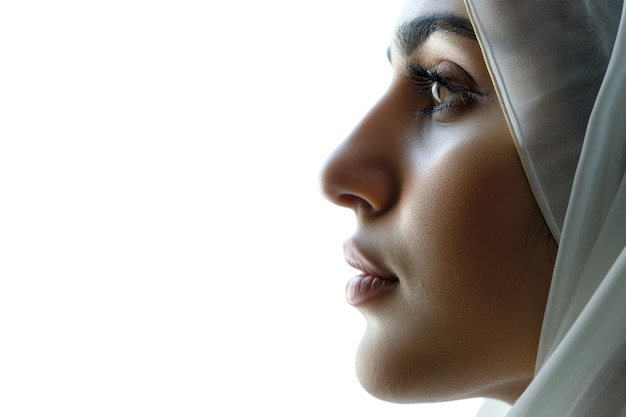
[406,63,486,119]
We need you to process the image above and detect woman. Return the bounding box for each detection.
[320,0,626,415]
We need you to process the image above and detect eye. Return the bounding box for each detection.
[431,82,464,106]
[405,62,488,120]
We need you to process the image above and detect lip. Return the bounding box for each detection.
[343,241,399,306]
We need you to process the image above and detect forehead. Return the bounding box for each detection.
[395,0,468,27]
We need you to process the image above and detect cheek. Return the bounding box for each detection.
[398,118,539,320]
[354,125,539,401]
[440,141,531,267]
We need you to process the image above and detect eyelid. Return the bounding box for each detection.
[404,61,489,121]
[406,62,481,95]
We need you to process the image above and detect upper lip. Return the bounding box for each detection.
[343,240,396,280]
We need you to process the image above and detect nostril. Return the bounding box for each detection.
[337,194,374,214]
[321,172,377,213]
[320,163,397,216]
[319,130,398,216]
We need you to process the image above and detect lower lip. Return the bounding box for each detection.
[346,274,399,306]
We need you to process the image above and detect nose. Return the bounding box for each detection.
[320,92,403,216]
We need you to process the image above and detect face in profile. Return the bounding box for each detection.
[321,0,557,405]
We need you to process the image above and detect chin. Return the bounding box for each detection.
[354,323,533,405]
[354,327,439,404]
[353,324,484,404]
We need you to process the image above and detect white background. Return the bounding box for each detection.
[0,1,496,415]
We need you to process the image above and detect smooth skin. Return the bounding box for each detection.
[320,0,557,405]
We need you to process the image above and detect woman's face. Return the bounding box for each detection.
[321,0,556,404]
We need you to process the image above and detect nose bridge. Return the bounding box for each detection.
[320,87,406,215]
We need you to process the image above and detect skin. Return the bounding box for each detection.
[320,0,557,405]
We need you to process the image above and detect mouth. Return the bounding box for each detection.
[343,241,399,306]
[345,274,399,306]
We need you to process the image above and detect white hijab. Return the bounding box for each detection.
[465,0,626,415]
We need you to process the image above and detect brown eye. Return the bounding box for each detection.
[431,82,463,105]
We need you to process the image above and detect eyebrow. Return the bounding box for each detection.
[390,15,476,61]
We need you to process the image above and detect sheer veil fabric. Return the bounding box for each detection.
[465,0,626,416]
